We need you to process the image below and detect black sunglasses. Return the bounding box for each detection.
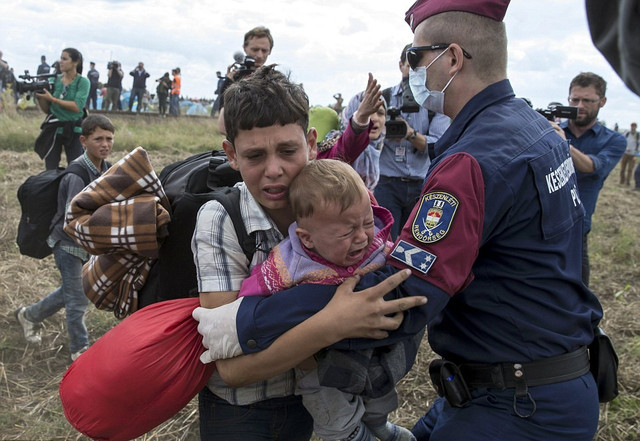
[406,44,472,70]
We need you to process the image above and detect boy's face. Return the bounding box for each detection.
[223,123,317,219]
[296,188,375,267]
[80,127,113,167]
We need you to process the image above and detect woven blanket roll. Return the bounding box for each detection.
[64,147,171,318]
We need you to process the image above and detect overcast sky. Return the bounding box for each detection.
[2,0,639,128]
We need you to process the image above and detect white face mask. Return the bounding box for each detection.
[409,48,457,114]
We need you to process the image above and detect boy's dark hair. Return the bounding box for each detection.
[223,65,309,145]
[82,114,115,137]
[244,26,274,50]
[570,72,607,98]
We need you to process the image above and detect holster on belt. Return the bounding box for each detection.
[588,327,619,403]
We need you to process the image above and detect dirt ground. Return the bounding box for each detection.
[0,149,638,440]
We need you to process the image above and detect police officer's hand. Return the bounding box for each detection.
[325,269,425,340]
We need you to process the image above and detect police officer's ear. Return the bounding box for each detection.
[445,44,467,76]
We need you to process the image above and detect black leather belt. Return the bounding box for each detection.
[459,346,590,389]
[382,176,423,183]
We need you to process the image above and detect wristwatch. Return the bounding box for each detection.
[409,129,418,141]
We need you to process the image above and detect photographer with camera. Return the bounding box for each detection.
[374,44,449,239]
[129,61,150,113]
[104,61,123,112]
[549,72,625,286]
[217,26,274,134]
[34,48,90,170]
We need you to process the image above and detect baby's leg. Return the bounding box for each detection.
[363,389,416,441]
[296,368,375,440]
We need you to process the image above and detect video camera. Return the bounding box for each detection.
[385,77,420,139]
[231,52,256,81]
[107,61,120,70]
[15,70,56,96]
[536,105,578,121]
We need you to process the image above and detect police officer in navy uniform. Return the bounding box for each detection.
[194,1,605,440]
[399,1,602,439]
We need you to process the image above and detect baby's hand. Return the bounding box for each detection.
[354,73,383,125]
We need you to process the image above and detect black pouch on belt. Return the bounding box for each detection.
[429,359,472,407]
[588,327,619,402]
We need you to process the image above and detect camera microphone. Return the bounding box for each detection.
[233,51,245,63]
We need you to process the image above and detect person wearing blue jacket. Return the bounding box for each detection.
[551,72,626,286]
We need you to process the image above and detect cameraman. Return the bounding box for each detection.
[217,26,273,134]
[374,44,449,239]
[104,61,123,112]
[128,61,150,112]
[34,48,90,170]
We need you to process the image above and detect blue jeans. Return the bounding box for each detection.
[374,175,425,239]
[198,386,313,441]
[129,87,145,111]
[635,162,640,189]
[24,244,89,353]
[411,373,598,441]
[169,94,180,115]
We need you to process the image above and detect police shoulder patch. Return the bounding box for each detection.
[412,191,459,243]
[390,240,436,274]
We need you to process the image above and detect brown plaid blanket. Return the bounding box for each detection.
[65,147,171,319]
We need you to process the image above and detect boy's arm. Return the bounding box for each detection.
[193,199,251,308]
[199,291,237,309]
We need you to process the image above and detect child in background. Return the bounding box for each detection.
[238,159,415,441]
[15,114,114,361]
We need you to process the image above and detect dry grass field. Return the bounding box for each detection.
[0,112,638,440]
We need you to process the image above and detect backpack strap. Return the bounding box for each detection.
[50,162,91,226]
[212,187,258,263]
[64,161,91,186]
